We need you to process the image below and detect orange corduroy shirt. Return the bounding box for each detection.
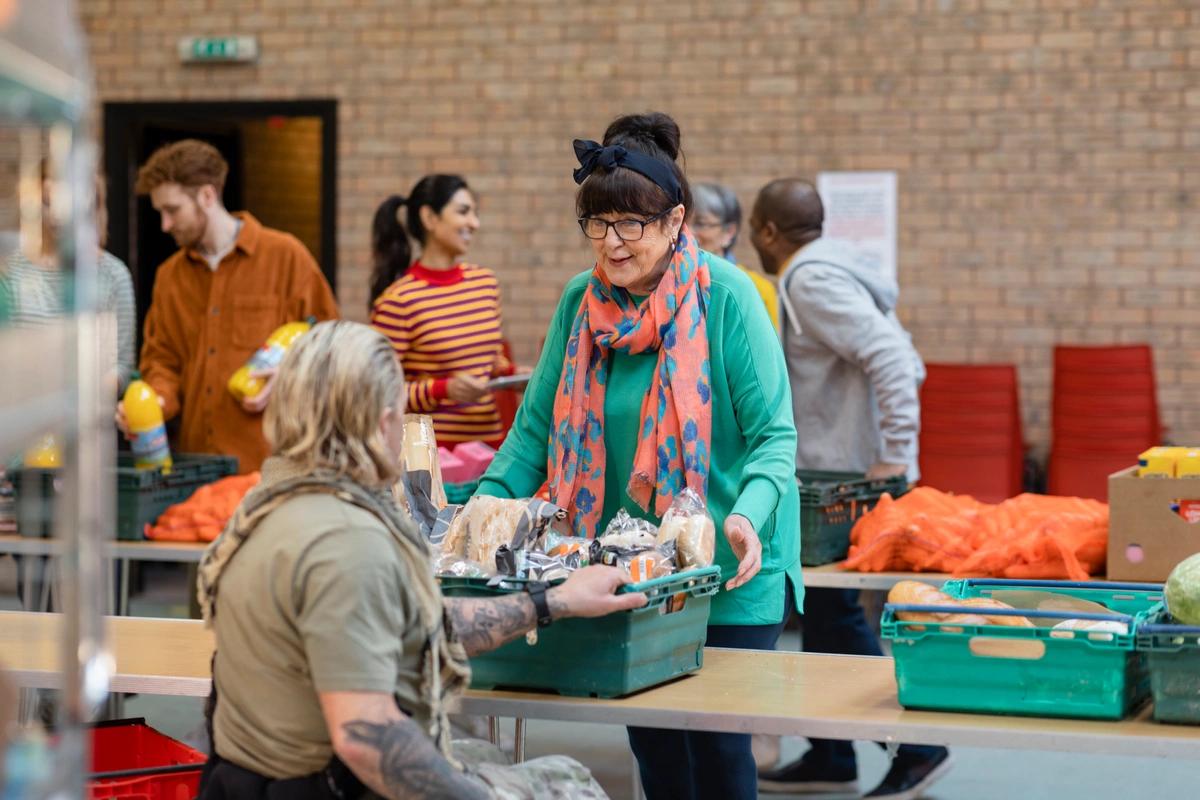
[138,212,339,473]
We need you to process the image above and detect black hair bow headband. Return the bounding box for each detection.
[572,139,683,206]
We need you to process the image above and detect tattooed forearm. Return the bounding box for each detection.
[342,718,489,800]
[443,594,540,656]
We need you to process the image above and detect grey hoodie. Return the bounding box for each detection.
[777,238,926,481]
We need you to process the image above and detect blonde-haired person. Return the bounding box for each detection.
[197,319,640,799]
[115,138,339,474]
[1,169,136,392]
[689,182,779,332]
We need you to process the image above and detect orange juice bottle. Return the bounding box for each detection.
[227,316,316,402]
[23,433,62,468]
[124,372,172,471]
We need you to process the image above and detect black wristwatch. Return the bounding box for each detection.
[526,581,554,628]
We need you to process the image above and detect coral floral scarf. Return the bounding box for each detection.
[549,227,712,538]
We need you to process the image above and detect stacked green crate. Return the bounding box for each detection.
[796,470,908,565]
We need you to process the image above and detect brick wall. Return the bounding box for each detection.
[79,0,1200,453]
[240,116,322,261]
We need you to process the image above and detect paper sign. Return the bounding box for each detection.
[816,171,898,282]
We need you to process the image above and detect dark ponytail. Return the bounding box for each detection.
[369,195,412,307]
[368,174,472,308]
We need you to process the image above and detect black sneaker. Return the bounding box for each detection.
[758,754,858,795]
[864,748,952,799]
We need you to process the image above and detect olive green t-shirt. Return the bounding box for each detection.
[212,461,430,780]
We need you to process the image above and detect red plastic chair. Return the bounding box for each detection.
[918,363,1024,501]
[1048,344,1161,499]
[1054,344,1154,374]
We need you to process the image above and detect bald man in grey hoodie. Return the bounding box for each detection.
[749,179,950,800]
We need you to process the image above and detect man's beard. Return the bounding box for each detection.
[173,206,209,249]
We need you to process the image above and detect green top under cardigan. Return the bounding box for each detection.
[476,253,804,625]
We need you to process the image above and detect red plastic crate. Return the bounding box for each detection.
[89,719,205,800]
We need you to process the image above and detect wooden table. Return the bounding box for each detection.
[4,611,1198,759]
[0,534,951,596]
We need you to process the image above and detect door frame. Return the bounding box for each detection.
[102,99,338,296]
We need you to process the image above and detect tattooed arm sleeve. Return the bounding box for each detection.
[443,593,562,657]
[319,691,490,800]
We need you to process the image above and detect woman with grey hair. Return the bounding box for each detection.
[690,181,779,331]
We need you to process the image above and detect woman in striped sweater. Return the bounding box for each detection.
[369,176,522,447]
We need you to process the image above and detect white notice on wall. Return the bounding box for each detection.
[815,171,897,282]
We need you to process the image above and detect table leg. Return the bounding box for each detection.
[488,716,500,746]
[118,558,130,617]
[513,718,526,763]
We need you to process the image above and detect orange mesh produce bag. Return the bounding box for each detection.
[145,472,261,543]
[842,487,1107,581]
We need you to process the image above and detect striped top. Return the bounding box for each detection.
[370,262,511,444]
[2,249,136,390]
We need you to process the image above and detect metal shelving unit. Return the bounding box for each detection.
[2,1,113,796]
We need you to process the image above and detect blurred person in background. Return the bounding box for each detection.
[116,139,338,474]
[1,165,135,391]
[369,176,526,449]
[690,181,778,331]
[750,178,947,800]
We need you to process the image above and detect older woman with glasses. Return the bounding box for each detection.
[477,112,803,800]
[690,181,779,331]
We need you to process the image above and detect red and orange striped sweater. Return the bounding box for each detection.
[370,262,513,444]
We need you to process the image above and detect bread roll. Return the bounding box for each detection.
[959,597,1035,628]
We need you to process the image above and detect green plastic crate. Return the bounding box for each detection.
[1136,603,1200,725]
[882,579,1163,720]
[797,470,908,566]
[116,453,238,540]
[439,566,721,698]
[11,453,238,540]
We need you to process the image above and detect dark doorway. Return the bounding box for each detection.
[103,100,337,340]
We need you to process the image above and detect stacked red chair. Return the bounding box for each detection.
[918,363,1024,503]
[493,339,520,438]
[1047,344,1160,501]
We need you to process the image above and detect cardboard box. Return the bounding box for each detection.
[1107,466,1200,581]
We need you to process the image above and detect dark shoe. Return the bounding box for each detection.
[864,747,952,799]
[758,754,858,795]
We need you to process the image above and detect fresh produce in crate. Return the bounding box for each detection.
[1165,552,1200,625]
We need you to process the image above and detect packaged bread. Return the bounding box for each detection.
[599,509,658,550]
[402,415,446,509]
[958,597,1035,628]
[441,495,566,574]
[656,488,716,569]
[888,581,1035,627]
[887,580,956,622]
[1051,618,1129,635]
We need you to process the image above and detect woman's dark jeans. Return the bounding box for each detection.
[627,579,795,800]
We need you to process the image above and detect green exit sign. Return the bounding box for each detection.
[178,36,259,64]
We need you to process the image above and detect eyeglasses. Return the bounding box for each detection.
[577,207,672,242]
